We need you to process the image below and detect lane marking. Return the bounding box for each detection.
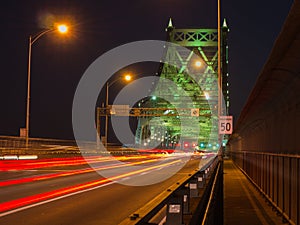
[0,181,115,218]
[0,157,167,187]
[0,159,182,217]
[159,216,166,225]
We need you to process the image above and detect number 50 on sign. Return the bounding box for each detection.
[219,116,233,134]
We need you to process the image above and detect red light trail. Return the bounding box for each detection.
[0,156,171,187]
[0,158,181,215]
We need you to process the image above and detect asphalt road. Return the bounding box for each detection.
[0,154,210,225]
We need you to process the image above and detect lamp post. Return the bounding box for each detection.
[104,74,132,147]
[25,24,68,147]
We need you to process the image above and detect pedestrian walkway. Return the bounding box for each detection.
[223,159,285,225]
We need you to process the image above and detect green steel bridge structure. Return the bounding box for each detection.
[134,18,230,151]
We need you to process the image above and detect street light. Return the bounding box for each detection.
[104,74,132,146]
[25,23,68,146]
[57,24,68,33]
[195,60,202,68]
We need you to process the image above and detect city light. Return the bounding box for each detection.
[204,91,210,100]
[195,60,202,67]
[104,73,133,146]
[57,24,68,33]
[25,22,71,146]
[124,74,132,81]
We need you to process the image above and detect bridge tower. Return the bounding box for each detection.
[135,19,229,151]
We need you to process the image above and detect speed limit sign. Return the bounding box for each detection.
[219,116,233,134]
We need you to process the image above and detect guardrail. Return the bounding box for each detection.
[0,136,138,157]
[196,160,223,225]
[119,154,223,225]
[0,135,78,156]
[230,151,299,225]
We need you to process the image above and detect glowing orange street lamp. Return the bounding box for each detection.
[25,24,69,146]
[104,74,133,146]
[57,24,68,33]
[124,74,132,81]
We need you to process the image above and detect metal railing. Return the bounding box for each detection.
[230,151,300,225]
[200,161,223,225]
[119,154,223,225]
[0,135,156,157]
[0,135,78,156]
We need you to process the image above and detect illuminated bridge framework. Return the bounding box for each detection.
[134,19,230,151]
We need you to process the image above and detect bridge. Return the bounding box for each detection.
[133,18,229,151]
[0,1,300,225]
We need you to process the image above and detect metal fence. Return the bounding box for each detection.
[0,135,78,155]
[197,160,223,225]
[0,135,149,157]
[230,151,300,225]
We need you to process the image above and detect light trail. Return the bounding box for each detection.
[0,156,172,187]
[0,155,155,171]
[0,159,182,215]
[0,156,93,171]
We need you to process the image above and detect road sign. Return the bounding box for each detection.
[191,108,199,117]
[111,105,130,116]
[219,116,233,134]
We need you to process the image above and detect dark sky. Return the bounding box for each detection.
[0,0,294,140]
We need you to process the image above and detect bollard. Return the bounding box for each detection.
[204,169,208,179]
[176,188,190,214]
[197,174,205,188]
[165,196,184,225]
[189,179,198,197]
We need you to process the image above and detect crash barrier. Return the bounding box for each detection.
[0,135,138,157]
[0,135,79,156]
[230,151,300,225]
[190,159,223,225]
[119,154,223,225]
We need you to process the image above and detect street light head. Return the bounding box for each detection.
[57,24,68,34]
[195,60,202,68]
[124,74,132,81]
[204,91,210,100]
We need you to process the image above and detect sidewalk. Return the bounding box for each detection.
[223,159,284,225]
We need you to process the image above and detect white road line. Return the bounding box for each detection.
[159,216,166,225]
[139,172,150,176]
[0,159,185,217]
[0,181,115,218]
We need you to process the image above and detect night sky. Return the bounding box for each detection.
[0,0,294,140]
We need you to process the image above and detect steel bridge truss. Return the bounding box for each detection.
[96,19,229,151]
[133,19,229,151]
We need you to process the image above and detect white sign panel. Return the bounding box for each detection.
[189,183,197,189]
[219,116,233,134]
[111,105,129,116]
[169,204,181,213]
